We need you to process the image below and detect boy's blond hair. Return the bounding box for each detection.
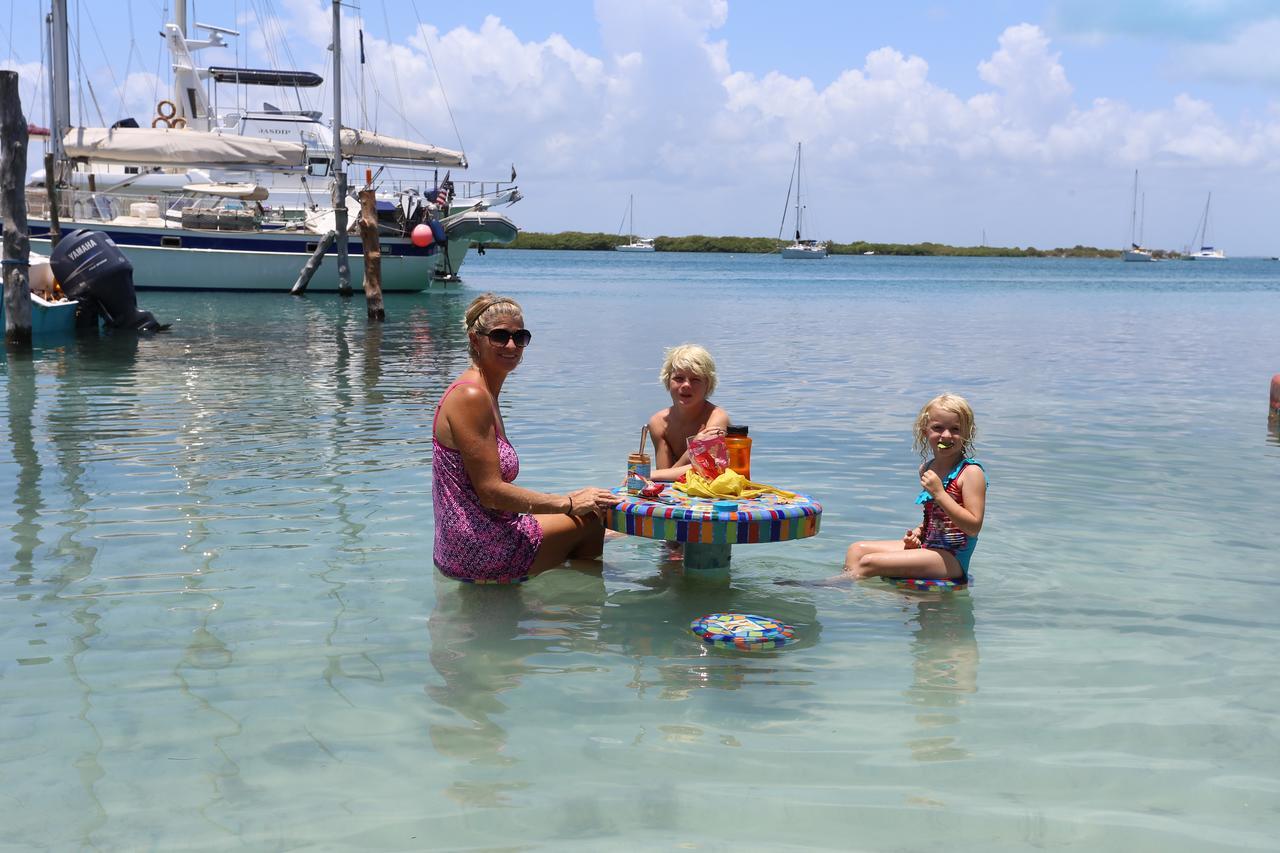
[659,344,718,396]
[913,393,977,456]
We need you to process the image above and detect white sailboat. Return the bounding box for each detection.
[1123,169,1154,262]
[25,0,520,291]
[1183,192,1226,260]
[779,142,827,259]
[615,195,655,252]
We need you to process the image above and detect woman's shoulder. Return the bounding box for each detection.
[441,381,496,419]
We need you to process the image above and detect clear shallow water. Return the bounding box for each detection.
[2,251,1279,850]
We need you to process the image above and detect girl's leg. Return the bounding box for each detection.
[847,546,962,581]
[843,539,906,572]
[529,513,606,575]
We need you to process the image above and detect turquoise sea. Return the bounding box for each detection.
[2,250,1279,850]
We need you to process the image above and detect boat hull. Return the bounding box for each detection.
[1123,249,1154,262]
[781,247,827,259]
[27,219,439,292]
[443,211,518,246]
[616,244,655,253]
[0,293,79,339]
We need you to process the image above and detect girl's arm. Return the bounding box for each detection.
[924,466,987,535]
[447,386,614,516]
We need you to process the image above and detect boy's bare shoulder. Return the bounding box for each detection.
[647,407,672,435]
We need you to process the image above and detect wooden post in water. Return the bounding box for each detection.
[43,153,61,248]
[357,188,384,321]
[1,70,33,348]
[291,230,337,295]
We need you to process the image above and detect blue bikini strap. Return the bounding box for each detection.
[915,458,984,505]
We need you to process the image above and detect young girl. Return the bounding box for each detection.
[646,344,731,481]
[843,394,987,583]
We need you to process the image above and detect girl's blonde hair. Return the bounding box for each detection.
[913,393,977,456]
[464,292,523,361]
[659,344,718,396]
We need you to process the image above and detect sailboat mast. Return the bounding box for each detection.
[1202,192,1212,248]
[795,142,803,241]
[629,194,634,241]
[174,0,187,111]
[1130,170,1139,247]
[47,0,69,173]
[330,0,350,292]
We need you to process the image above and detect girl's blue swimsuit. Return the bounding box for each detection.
[915,458,985,578]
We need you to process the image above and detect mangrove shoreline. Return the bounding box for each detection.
[493,231,1181,259]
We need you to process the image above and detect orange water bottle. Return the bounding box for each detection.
[725,425,752,479]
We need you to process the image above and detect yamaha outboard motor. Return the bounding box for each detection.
[49,229,167,331]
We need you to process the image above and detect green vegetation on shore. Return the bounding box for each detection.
[494,231,1180,259]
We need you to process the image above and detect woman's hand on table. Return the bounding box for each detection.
[567,487,619,517]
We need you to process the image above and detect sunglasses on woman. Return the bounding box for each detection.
[484,328,532,347]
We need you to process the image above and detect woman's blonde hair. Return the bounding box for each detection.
[464,292,523,361]
[913,393,977,456]
[659,344,718,396]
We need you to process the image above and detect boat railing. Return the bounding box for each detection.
[25,187,286,230]
[369,177,518,200]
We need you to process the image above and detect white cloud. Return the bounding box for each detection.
[978,23,1074,129]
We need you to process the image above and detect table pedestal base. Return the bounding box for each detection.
[683,542,732,572]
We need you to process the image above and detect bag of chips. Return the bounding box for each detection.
[686,433,728,480]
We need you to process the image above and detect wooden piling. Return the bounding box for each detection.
[357,188,384,321]
[1,70,32,348]
[290,230,337,295]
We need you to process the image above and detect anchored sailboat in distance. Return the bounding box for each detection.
[615,195,655,252]
[1123,170,1154,262]
[1183,192,1226,260]
[779,142,827,259]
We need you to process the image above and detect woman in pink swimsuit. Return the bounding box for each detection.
[432,293,618,583]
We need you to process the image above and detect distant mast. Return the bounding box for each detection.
[795,141,803,241]
[1129,169,1139,248]
[330,0,350,293]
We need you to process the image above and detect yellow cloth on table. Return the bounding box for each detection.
[673,469,799,501]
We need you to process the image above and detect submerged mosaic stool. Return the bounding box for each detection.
[690,612,796,650]
[885,577,965,592]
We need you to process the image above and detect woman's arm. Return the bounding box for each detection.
[447,386,613,516]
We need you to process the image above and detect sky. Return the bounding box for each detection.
[5,0,1280,253]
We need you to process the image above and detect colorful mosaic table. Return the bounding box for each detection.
[607,485,822,570]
